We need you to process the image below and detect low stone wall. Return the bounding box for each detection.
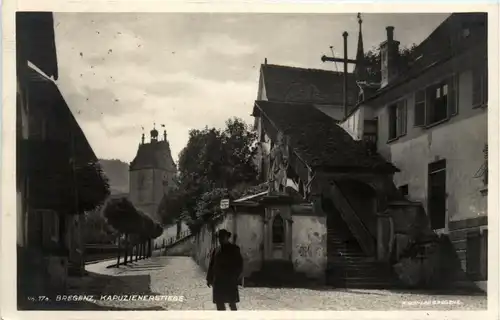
[192,208,327,282]
[154,222,189,249]
[192,221,220,271]
[165,236,195,256]
[191,212,264,277]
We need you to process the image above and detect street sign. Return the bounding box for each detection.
[220,199,230,210]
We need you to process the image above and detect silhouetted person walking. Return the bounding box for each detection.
[206,229,243,311]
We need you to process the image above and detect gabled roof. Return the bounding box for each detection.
[130,141,177,171]
[254,100,398,173]
[26,66,96,164]
[260,64,358,106]
[17,12,59,80]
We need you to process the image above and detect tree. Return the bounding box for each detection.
[160,118,259,231]
[364,44,418,84]
[75,160,111,213]
[102,197,162,266]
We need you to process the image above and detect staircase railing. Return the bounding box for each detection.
[329,181,376,257]
[155,230,192,251]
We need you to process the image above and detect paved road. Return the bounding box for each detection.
[71,256,487,311]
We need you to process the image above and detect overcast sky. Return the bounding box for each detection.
[53,12,449,164]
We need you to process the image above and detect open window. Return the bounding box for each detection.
[414,75,459,127]
[388,99,407,140]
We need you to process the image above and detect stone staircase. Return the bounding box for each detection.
[326,228,399,289]
[324,194,400,289]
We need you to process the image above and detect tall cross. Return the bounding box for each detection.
[321,13,363,118]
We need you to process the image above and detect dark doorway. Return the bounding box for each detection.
[428,159,447,230]
[272,215,284,244]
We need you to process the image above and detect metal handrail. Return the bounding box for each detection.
[157,229,192,250]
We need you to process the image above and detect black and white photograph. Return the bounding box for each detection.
[2,2,497,316]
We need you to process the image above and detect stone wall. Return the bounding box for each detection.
[154,221,189,249]
[192,220,221,271]
[192,212,264,277]
[233,213,264,277]
[291,215,327,280]
[192,207,328,281]
[165,236,195,257]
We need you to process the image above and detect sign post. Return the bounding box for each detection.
[220,199,230,210]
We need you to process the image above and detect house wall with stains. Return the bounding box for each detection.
[233,212,264,277]
[192,219,222,271]
[192,211,264,277]
[389,112,487,224]
[291,215,327,280]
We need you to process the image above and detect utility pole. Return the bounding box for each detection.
[321,32,358,119]
[321,11,368,119]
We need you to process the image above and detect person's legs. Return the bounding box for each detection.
[216,302,226,310]
[228,303,237,311]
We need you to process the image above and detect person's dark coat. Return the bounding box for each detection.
[206,243,243,304]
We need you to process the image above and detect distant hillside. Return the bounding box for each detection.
[99,159,129,195]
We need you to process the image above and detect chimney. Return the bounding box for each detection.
[380,26,400,88]
[386,26,394,42]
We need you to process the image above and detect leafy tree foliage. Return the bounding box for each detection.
[364,44,418,84]
[76,160,111,213]
[157,118,260,231]
[102,197,161,239]
[84,207,117,244]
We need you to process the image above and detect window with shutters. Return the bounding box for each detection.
[414,75,459,127]
[428,82,449,124]
[388,99,407,141]
[472,65,488,107]
[414,90,426,127]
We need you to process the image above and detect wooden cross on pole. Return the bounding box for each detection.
[321,13,363,118]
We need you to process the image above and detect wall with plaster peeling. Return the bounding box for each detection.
[291,215,327,279]
[192,211,264,278]
[234,213,264,277]
[389,111,487,225]
[192,218,225,271]
[376,69,488,226]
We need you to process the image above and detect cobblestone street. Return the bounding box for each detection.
[75,256,488,311]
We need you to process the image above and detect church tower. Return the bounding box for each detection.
[353,13,369,82]
[129,124,177,223]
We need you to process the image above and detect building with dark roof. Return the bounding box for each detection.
[253,100,396,173]
[340,12,488,291]
[16,12,110,300]
[128,126,177,223]
[192,13,488,290]
[257,63,358,121]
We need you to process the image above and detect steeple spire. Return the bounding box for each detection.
[354,13,368,82]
